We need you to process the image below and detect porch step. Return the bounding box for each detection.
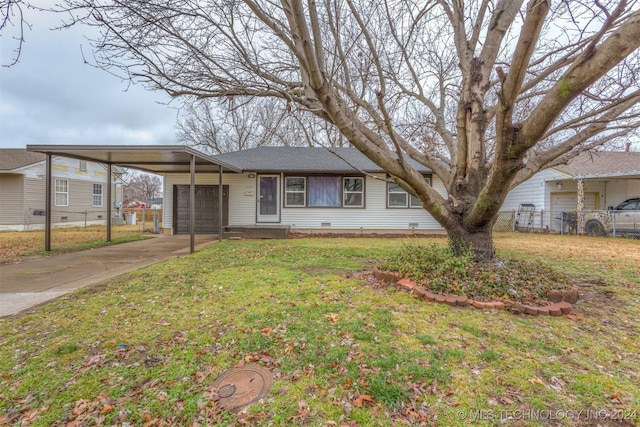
[224,225,290,239]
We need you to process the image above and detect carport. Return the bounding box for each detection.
[26,145,242,253]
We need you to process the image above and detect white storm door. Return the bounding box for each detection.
[257,175,280,223]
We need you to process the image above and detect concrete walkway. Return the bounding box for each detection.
[0,235,219,318]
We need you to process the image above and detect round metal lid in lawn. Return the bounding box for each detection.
[211,365,273,412]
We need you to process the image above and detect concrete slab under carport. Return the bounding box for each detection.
[26,145,242,254]
[0,235,219,318]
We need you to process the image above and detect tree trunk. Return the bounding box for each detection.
[448,225,495,262]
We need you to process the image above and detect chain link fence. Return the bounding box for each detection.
[16,207,162,233]
[495,208,639,237]
[494,209,545,232]
[551,209,639,237]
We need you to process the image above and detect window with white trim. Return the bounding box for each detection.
[343,177,364,207]
[283,175,365,208]
[285,177,306,207]
[79,160,87,171]
[92,183,103,207]
[387,176,431,208]
[55,179,69,206]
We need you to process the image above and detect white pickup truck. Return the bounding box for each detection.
[584,198,640,237]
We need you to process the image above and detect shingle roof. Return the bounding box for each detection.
[553,151,640,178]
[213,147,432,173]
[0,149,46,172]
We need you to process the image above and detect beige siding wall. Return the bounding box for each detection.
[2,177,122,230]
[54,180,122,224]
[24,177,46,227]
[0,175,25,226]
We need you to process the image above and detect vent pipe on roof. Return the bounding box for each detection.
[626,142,631,152]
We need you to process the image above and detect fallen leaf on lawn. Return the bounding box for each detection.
[290,400,311,422]
[427,378,439,395]
[154,321,171,326]
[260,327,273,336]
[565,314,582,321]
[499,396,514,405]
[84,355,104,367]
[100,404,113,414]
[528,377,545,386]
[71,399,89,416]
[548,376,565,391]
[328,313,338,323]
[352,394,374,408]
[609,394,624,403]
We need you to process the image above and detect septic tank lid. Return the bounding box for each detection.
[211,365,273,411]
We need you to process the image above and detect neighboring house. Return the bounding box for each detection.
[0,149,125,231]
[501,150,640,233]
[161,147,447,235]
[145,198,163,209]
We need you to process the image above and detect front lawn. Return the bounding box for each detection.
[0,234,638,426]
[0,225,152,264]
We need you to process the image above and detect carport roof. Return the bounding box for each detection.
[26,145,242,174]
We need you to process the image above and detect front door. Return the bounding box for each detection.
[257,175,280,223]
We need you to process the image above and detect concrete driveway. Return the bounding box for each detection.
[0,235,219,317]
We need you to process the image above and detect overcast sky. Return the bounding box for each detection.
[0,4,179,149]
[1,4,637,153]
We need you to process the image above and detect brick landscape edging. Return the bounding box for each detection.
[373,269,578,317]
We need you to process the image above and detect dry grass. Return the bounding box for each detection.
[0,224,156,264]
[0,236,638,426]
[494,232,640,286]
[495,232,640,264]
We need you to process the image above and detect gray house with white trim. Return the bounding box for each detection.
[162,147,446,235]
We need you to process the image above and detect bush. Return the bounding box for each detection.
[379,241,570,303]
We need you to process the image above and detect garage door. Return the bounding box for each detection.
[174,185,229,234]
[551,192,598,232]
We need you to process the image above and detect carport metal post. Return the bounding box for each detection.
[106,163,112,242]
[219,167,223,242]
[190,154,195,254]
[45,154,52,251]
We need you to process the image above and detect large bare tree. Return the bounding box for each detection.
[176,97,346,153]
[123,171,162,204]
[53,0,640,259]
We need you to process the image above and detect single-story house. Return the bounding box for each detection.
[163,147,445,236]
[0,149,124,231]
[501,150,640,233]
